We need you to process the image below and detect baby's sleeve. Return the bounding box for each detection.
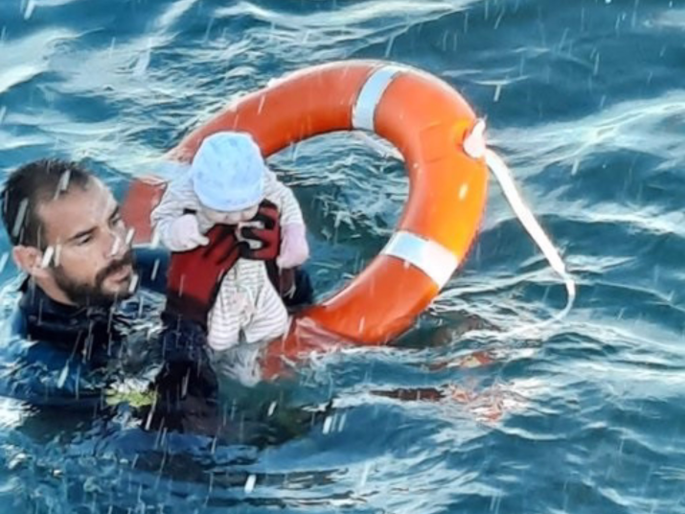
[150,170,197,248]
[263,170,304,226]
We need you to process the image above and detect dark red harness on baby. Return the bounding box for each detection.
[165,200,288,326]
[165,224,243,326]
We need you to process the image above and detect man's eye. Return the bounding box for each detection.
[111,215,124,226]
[77,235,92,246]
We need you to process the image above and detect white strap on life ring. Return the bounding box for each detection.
[355,109,576,333]
[463,119,576,334]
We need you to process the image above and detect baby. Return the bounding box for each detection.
[151,131,309,351]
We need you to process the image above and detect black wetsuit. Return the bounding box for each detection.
[0,247,320,446]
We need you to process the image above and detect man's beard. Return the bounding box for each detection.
[52,251,135,307]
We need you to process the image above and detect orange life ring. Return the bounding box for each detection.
[122,60,488,368]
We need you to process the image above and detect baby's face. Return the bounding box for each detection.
[203,204,260,225]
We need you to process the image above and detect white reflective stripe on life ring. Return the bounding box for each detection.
[381,231,459,289]
[352,65,404,131]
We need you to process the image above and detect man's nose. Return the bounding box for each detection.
[106,226,129,259]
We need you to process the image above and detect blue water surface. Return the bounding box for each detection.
[1,0,685,512]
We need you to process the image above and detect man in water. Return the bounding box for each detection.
[0,157,499,443]
[0,158,317,444]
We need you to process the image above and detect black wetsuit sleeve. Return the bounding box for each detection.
[133,246,169,295]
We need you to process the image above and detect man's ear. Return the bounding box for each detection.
[12,245,51,279]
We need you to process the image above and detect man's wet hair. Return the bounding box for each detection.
[1,159,93,248]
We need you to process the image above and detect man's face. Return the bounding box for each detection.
[38,178,135,306]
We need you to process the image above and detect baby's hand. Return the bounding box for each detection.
[278,223,310,268]
[168,214,209,251]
